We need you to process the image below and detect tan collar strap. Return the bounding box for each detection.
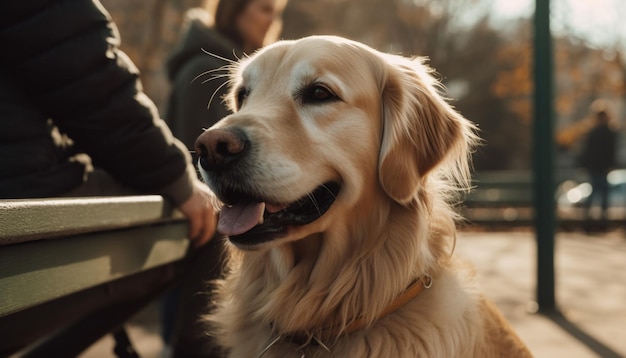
[281,274,433,348]
[336,274,433,336]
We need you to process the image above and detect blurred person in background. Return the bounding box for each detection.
[161,0,286,356]
[579,100,618,227]
[165,0,287,150]
[0,1,217,245]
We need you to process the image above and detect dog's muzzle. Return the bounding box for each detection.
[195,128,340,249]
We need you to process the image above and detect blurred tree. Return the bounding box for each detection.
[283,0,531,170]
[554,40,625,149]
[551,0,626,165]
[97,0,625,171]
[456,18,531,170]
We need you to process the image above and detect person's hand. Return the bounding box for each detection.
[178,181,218,247]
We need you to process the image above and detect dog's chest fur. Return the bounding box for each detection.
[224,265,498,358]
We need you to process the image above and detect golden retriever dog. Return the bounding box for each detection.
[195,35,532,357]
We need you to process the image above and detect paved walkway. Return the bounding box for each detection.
[82,229,626,357]
[455,229,626,358]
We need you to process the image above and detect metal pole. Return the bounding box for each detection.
[533,0,557,313]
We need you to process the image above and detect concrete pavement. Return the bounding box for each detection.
[455,229,626,358]
[82,229,626,357]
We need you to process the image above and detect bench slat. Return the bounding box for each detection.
[0,196,183,245]
[0,222,189,318]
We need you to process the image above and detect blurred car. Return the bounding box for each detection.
[557,169,626,219]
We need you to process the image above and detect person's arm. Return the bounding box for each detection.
[0,1,187,194]
[0,0,216,244]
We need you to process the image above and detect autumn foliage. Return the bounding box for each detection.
[102,0,625,171]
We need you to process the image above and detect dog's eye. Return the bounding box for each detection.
[301,84,338,104]
[236,87,250,108]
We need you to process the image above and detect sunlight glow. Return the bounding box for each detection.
[492,0,533,19]
[566,183,592,204]
[492,0,626,49]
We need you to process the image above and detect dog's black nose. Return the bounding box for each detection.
[195,128,248,171]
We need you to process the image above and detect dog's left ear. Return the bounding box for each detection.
[378,56,475,205]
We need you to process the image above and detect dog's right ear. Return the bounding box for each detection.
[378,56,476,205]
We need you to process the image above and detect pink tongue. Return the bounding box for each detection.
[218,202,265,236]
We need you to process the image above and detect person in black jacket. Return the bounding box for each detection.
[579,101,618,222]
[0,1,217,245]
[161,1,286,356]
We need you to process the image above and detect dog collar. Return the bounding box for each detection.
[335,274,433,335]
[265,274,433,355]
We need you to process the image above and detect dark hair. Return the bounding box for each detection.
[214,0,252,47]
[596,110,610,123]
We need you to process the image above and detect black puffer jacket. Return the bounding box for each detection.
[165,8,241,150]
[0,0,196,204]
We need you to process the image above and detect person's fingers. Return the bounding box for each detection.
[178,182,219,246]
[192,207,217,247]
[186,211,202,242]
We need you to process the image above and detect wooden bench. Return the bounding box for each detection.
[0,196,192,357]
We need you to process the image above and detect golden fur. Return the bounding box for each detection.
[199,35,532,357]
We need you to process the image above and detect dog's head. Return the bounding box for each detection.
[195,35,477,250]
